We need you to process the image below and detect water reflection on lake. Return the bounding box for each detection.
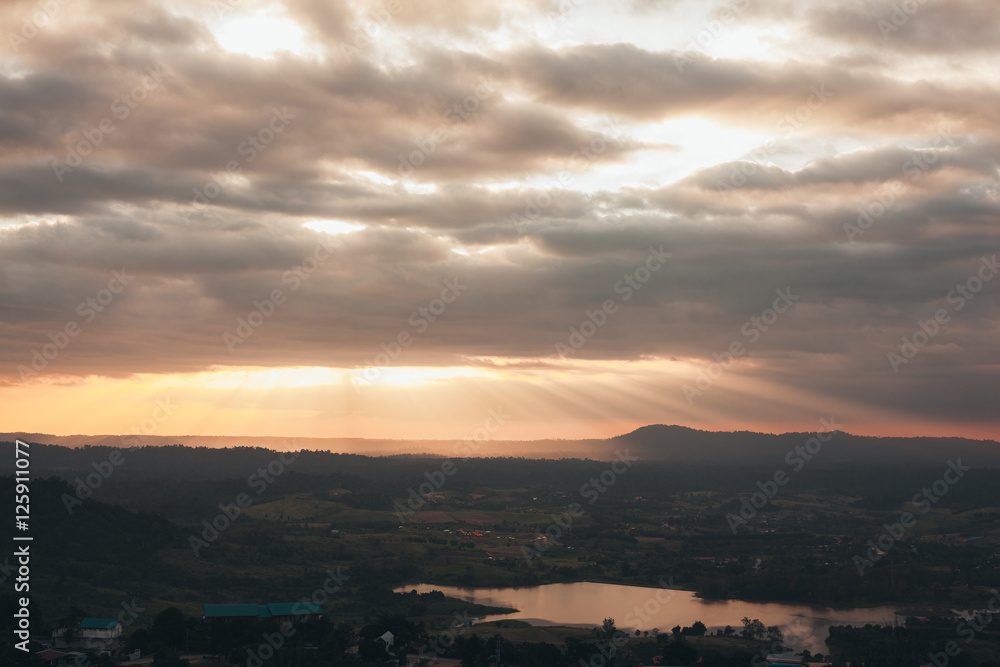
[395,581,898,654]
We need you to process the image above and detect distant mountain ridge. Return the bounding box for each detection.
[3,425,998,468]
[611,424,1000,468]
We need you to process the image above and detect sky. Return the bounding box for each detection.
[1,0,998,442]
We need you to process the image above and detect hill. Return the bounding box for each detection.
[3,425,998,468]
[612,424,1000,468]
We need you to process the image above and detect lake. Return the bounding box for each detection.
[395,581,899,654]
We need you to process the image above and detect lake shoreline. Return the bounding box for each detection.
[400,578,907,613]
[394,581,901,654]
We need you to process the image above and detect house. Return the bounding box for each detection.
[204,604,263,621]
[266,603,323,624]
[36,649,96,665]
[204,602,323,626]
[52,618,122,651]
[79,617,123,643]
[36,649,73,665]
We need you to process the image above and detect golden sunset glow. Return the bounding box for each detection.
[2,354,967,442]
[2,0,999,445]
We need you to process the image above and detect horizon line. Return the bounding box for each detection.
[3,424,998,445]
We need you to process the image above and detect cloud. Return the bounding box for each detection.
[811,0,1000,55]
[1,0,999,435]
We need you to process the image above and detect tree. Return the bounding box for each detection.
[318,621,356,660]
[661,633,698,665]
[741,617,765,641]
[565,637,600,665]
[457,633,488,666]
[126,628,151,653]
[601,617,617,638]
[152,647,189,667]
[151,607,186,649]
[689,621,707,636]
